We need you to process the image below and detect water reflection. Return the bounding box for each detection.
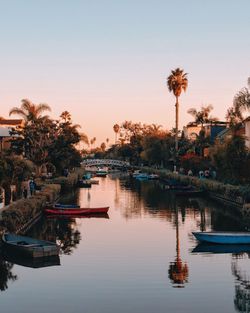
[0,256,17,291]
[168,206,189,288]
[1,175,250,312]
[27,216,81,255]
[232,256,250,312]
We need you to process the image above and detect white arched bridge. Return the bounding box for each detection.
[82,159,130,167]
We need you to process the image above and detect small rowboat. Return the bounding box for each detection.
[47,213,109,219]
[45,206,109,215]
[54,203,80,208]
[2,233,60,258]
[192,231,250,244]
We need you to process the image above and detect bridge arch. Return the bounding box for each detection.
[81,159,130,168]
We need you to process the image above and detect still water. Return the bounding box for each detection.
[0,174,250,313]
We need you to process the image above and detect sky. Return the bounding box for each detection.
[0,0,249,145]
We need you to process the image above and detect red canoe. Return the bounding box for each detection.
[45,207,109,215]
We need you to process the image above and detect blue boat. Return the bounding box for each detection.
[192,231,250,244]
[54,203,80,208]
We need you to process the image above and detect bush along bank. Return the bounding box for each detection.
[0,184,61,234]
[0,167,85,234]
[48,167,85,192]
[142,167,250,212]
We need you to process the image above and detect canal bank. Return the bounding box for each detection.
[0,167,85,234]
[140,167,250,216]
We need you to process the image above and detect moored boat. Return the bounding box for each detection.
[77,180,92,188]
[175,188,204,197]
[54,203,80,208]
[46,213,109,219]
[2,233,60,258]
[45,206,109,215]
[136,173,149,180]
[192,231,250,244]
[148,174,159,180]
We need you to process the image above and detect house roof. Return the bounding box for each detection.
[0,119,23,126]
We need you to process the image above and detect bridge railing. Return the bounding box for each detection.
[81,159,130,167]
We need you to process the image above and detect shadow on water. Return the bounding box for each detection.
[26,215,81,256]
[0,256,17,292]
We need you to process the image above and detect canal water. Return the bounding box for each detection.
[0,174,250,313]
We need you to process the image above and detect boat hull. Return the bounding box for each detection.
[45,206,109,215]
[2,233,60,258]
[192,232,250,244]
[54,203,80,208]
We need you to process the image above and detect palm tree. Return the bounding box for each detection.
[233,78,250,112]
[167,68,188,151]
[106,138,109,147]
[100,142,106,152]
[226,78,250,134]
[187,104,217,127]
[60,111,71,123]
[113,124,120,143]
[9,99,51,123]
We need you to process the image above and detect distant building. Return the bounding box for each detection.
[0,119,24,151]
[183,121,228,142]
[183,122,202,141]
[216,119,249,147]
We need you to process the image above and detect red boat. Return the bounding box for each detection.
[44,206,109,215]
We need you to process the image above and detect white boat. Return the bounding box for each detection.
[192,231,250,244]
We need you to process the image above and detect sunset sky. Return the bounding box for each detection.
[0,0,249,145]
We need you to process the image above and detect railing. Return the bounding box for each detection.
[82,159,130,167]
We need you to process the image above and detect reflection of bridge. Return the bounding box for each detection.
[82,159,130,167]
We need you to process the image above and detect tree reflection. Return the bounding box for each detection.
[232,256,250,312]
[168,205,189,288]
[27,216,81,255]
[0,257,18,291]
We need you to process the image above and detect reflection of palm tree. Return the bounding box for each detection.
[168,206,189,287]
[0,257,18,291]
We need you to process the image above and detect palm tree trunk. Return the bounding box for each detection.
[175,96,179,151]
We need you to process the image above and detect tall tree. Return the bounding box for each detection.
[187,104,217,127]
[9,99,51,123]
[113,124,120,143]
[60,111,71,123]
[233,77,250,112]
[167,68,188,151]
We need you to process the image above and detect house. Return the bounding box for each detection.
[183,121,228,142]
[183,123,202,141]
[0,119,24,151]
[216,119,249,147]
